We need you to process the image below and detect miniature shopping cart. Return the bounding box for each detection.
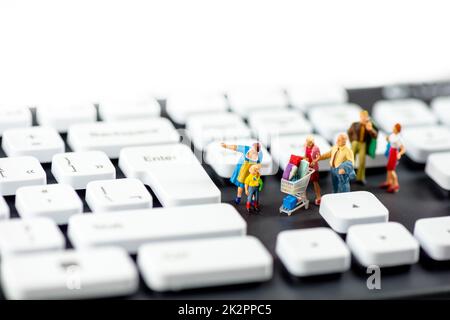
[279,167,315,216]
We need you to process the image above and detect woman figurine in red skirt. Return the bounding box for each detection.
[304,135,322,205]
[380,123,406,193]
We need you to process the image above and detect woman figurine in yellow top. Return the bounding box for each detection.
[244,164,263,213]
[221,142,263,204]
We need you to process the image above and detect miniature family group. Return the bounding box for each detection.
[221,110,406,213]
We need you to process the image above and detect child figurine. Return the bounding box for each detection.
[319,133,355,193]
[304,135,322,205]
[244,164,263,213]
[220,142,263,204]
[380,123,406,193]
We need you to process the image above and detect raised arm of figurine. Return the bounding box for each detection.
[220,142,237,151]
[318,150,332,161]
[366,120,378,138]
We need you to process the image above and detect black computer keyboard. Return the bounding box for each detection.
[1,82,449,300]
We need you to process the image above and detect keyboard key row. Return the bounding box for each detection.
[0,211,450,298]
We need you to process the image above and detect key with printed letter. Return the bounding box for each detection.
[0,156,46,196]
[347,222,419,267]
[402,126,450,163]
[2,127,65,163]
[15,184,83,225]
[308,104,362,141]
[86,178,153,212]
[36,103,97,132]
[165,91,228,125]
[276,228,351,277]
[68,203,246,254]
[1,247,139,300]
[119,144,220,206]
[186,112,252,151]
[51,151,116,190]
[205,139,276,178]
[137,236,272,292]
[319,191,389,233]
[99,97,161,121]
[248,109,313,146]
[373,99,438,132]
[0,217,65,257]
[67,119,180,158]
[0,106,32,135]
[425,152,450,190]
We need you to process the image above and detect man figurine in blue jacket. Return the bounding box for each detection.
[317,133,356,193]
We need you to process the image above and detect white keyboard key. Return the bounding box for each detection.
[0,196,10,220]
[425,152,450,190]
[333,132,389,168]
[99,97,161,121]
[0,106,32,135]
[308,103,362,141]
[67,119,179,159]
[248,109,313,146]
[86,178,152,212]
[1,247,138,300]
[36,103,97,132]
[431,96,450,126]
[0,156,46,196]
[347,222,419,267]
[270,134,331,172]
[414,216,450,261]
[373,99,438,132]
[138,236,272,292]
[320,191,389,234]
[68,203,246,254]
[0,218,65,257]
[287,85,348,112]
[119,144,220,207]
[51,151,116,190]
[2,127,65,163]
[276,228,350,277]
[227,87,288,117]
[166,91,228,124]
[402,126,450,163]
[186,112,251,151]
[205,140,276,178]
[15,184,83,225]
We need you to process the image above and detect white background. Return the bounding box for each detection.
[1,0,450,104]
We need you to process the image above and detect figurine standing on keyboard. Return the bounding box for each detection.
[347,110,378,185]
[304,135,322,205]
[220,142,263,204]
[244,164,263,213]
[380,123,406,193]
[319,133,355,193]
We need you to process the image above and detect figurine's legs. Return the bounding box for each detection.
[313,181,321,204]
[331,168,339,193]
[352,141,366,182]
[235,187,244,204]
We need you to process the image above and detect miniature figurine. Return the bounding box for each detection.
[347,110,378,185]
[380,123,406,193]
[304,135,322,205]
[244,164,263,213]
[220,142,263,204]
[319,133,355,193]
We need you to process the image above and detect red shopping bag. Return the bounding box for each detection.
[289,154,302,166]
